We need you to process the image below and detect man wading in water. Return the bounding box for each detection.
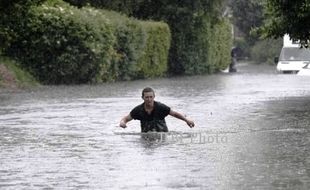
[119,87,195,132]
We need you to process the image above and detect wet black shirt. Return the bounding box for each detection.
[130,101,171,132]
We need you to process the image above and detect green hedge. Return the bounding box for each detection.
[100,11,146,81]
[4,0,171,84]
[207,18,233,72]
[136,21,170,78]
[7,0,115,84]
[250,38,282,64]
[100,10,170,80]
[170,16,232,75]
[63,0,232,76]
[0,0,47,54]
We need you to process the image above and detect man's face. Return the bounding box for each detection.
[142,92,155,106]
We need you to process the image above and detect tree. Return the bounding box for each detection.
[261,0,310,48]
[0,0,47,53]
[125,0,228,74]
[229,0,264,45]
[64,0,229,74]
[63,0,234,75]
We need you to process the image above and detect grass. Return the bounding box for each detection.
[0,56,39,88]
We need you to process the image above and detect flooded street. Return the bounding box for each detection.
[0,63,309,189]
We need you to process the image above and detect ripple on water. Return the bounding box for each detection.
[1,64,310,189]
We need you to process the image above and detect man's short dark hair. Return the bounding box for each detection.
[142,87,155,97]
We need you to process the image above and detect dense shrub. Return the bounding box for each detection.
[6,0,115,84]
[64,0,232,76]
[3,0,171,84]
[153,8,232,75]
[207,18,233,72]
[135,21,170,78]
[0,0,47,54]
[170,16,232,75]
[250,38,282,64]
[100,11,146,81]
[2,0,232,84]
[100,10,170,80]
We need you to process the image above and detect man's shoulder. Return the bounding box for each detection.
[154,101,170,117]
[130,103,144,119]
[132,103,144,112]
[154,101,170,109]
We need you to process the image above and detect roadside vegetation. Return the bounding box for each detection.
[64,0,233,74]
[1,0,309,87]
[0,56,38,88]
[229,0,282,64]
[1,0,171,84]
[261,0,310,48]
[230,0,310,64]
[0,0,231,86]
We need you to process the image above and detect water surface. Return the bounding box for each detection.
[0,63,309,189]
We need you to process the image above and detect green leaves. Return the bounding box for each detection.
[64,0,231,75]
[101,10,171,81]
[230,0,264,45]
[261,0,310,48]
[1,0,232,84]
[135,21,171,78]
[2,0,171,84]
[5,0,115,84]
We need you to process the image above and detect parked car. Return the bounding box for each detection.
[276,47,310,73]
[297,63,310,76]
[275,34,310,73]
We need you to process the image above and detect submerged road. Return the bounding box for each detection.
[0,63,309,189]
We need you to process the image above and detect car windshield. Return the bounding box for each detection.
[279,47,310,61]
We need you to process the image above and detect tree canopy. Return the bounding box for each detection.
[261,0,310,47]
[64,0,231,74]
[64,0,225,20]
[229,0,264,45]
[1,0,232,80]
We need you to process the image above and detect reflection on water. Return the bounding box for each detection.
[0,63,309,189]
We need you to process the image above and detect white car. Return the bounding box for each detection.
[276,47,310,73]
[297,63,310,76]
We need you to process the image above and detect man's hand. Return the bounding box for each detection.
[186,119,195,128]
[169,110,195,128]
[119,115,132,128]
[119,121,127,128]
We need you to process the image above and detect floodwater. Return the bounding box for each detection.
[0,63,309,190]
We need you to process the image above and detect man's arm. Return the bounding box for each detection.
[169,110,195,128]
[119,114,133,128]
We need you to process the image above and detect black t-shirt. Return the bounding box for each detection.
[130,101,171,132]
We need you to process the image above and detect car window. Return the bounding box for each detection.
[280,47,310,61]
